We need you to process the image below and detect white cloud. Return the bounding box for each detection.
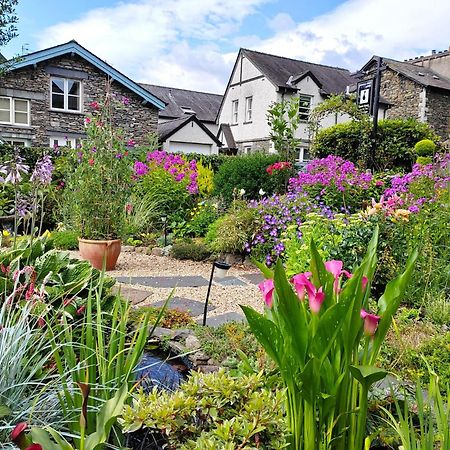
[37,0,273,93]
[37,0,450,93]
[256,0,450,69]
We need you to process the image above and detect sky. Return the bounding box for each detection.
[4,0,450,94]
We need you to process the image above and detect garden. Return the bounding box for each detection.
[0,90,449,450]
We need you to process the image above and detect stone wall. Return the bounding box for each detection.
[381,69,422,120]
[0,54,159,146]
[236,138,271,154]
[426,88,450,139]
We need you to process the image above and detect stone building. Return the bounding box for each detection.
[361,56,450,139]
[0,40,165,148]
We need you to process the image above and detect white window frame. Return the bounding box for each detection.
[298,95,312,122]
[231,99,239,125]
[244,146,252,154]
[297,147,311,163]
[4,138,31,147]
[50,77,82,112]
[0,97,30,126]
[49,135,81,149]
[244,96,252,123]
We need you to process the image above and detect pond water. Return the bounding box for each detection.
[134,351,187,392]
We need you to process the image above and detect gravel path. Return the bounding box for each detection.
[71,249,264,319]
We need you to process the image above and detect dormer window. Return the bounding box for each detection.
[181,106,196,114]
[51,78,81,112]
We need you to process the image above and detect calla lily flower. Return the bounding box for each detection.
[11,422,30,449]
[306,283,325,314]
[25,445,43,450]
[258,279,275,308]
[360,309,381,337]
[291,272,312,301]
[325,260,351,293]
[362,276,369,291]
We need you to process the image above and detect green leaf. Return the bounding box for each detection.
[349,365,387,390]
[0,404,11,418]
[251,257,274,279]
[241,305,283,367]
[84,383,129,450]
[30,428,64,450]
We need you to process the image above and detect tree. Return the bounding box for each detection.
[0,0,18,48]
[267,96,302,163]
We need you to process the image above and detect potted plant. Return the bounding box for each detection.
[63,87,132,270]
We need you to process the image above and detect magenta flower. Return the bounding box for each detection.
[325,260,351,293]
[291,272,312,300]
[306,284,325,314]
[258,279,275,308]
[362,276,369,291]
[360,309,381,337]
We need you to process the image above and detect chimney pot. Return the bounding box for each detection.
[432,49,436,54]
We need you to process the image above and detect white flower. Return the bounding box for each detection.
[239,188,246,196]
[259,188,266,196]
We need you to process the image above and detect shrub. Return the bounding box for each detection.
[313,118,439,170]
[170,239,211,261]
[120,370,288,449]
[213,153,293,203]
[48,229,79,250]
[415,156,432,165]
[182,152,229,173]
[172,201,219,238]
[205,202,259,254]
[414,138,437,157]
[196,161,214,197]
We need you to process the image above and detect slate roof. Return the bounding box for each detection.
[140,83,223,123]
[158,115,222,145]
[7,41,165,109]
[242,48,354,95]
[362,56,450,91]
[217,123,237,149]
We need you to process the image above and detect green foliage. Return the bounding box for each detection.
[243,233,418,449]
[182,153,229,173]
[62,92,132,240]
[120,370,288,449]
[313,118,439,170]
[414,139,437,157]
[193,322,262,363]
[172,202,219,238]
[267,97,301,163]
[196,161,215,197]
[0,0,18,47]
[416,156,433,165]
[133,166,194,223]
[205,203,259,254]
[123,192,162,238]
[382,370,450,450]
[128,306,194,329]
[213,153,291,203]
[170,238,212,261]
[47,230,79,250]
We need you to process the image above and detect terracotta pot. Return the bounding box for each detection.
[78,238,121,271]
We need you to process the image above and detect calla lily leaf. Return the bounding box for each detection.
[349,365,387,389]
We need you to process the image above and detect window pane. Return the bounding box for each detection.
[68,80,80,96]
[0,110,10,122]
[52,93,64,109]
[14,99,28,112]
[0,97,10,110]
[14,111,28,124]
[52,79,64,94]
[68,95,79,111]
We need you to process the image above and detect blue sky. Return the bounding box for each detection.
[4,0,450,93]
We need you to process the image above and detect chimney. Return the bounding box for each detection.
[432,50,436,54]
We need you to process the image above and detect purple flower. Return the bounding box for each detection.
[30,155,54,186]
[0,154,29,185]
[134,161,149,176]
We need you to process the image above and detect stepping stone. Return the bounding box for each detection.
[241,273,265,285]
[214,276,246,286]
[114,285,150,305]
[151,296,215,316]
[115,275,209,288]
[199,312,246,327]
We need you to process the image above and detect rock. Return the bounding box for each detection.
[207,358,219,366]
[190,351,209,365]
[151,327,175,339]
[162,245,172,256]
[121,245,135,253]
[167,341,186,354]
[223,253,244,265]
[135,246,150,254]
[172,328,195,341]
[150,247,163,256]
[197,364,220,373]
[185,335,201,350]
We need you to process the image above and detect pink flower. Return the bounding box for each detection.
[37,317,45,328]
[360,309,381,337]
[89,101,100,110]
[306,284,325,314]
[84,117,91,125]
[291,272,312,300]
[325,260,351,293]
[76,305,86,315]
[88,159,94,166]
[258,279,275,308]
[362,276,368,291]
[11,422,27,442]
[25,445,43,450]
